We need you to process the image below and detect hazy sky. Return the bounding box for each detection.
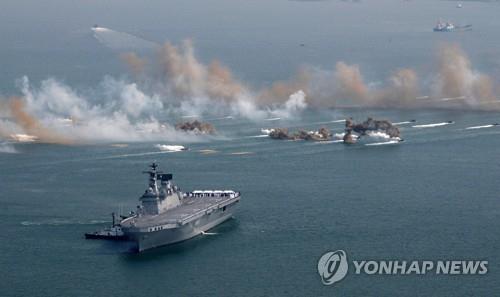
[1,0,499,91]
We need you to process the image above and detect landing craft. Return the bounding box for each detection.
[342,118,402,144]
[85,213,126,240]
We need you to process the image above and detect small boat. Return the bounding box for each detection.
[84,213,127,241]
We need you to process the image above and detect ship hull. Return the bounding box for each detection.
[124,203,237,252]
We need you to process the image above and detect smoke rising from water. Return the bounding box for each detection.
[315,43,499,109]
[98,37,500,113]
[334,62,369,104]
[123,39,307,120]
[431,44,496,107]
[156,40,246,101]
[8,97,70,144]
[375,68,419,108]
[258,67,311,105]
[1,39,499,144]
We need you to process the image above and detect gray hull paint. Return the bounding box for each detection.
[126,204,236,252]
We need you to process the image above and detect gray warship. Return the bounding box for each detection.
[86,163,241,252]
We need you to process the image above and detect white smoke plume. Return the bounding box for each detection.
[269,90,308,119]
[0,76,202,143]
[0,142,17,153]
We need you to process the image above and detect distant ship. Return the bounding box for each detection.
[85,163,241,252]
[433,20,455,32]
[433,20,472,32]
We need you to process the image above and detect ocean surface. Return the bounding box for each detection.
[1,0,500,296]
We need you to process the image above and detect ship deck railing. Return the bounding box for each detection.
[184,191,240,199]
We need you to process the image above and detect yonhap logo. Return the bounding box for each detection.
[317,250,348,285]
[317,249,489,287]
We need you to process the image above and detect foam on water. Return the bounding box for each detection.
[465,124,499,130]
[312,140,343,144]
[155,144,187,152]
[229,151,254,155]
[412,122,454,128]
[366,131,392,139]
[201,231,218,235]
[365,140,401,146]
[198,149,218,154]
[261,128,274,135]
[393,121,415,125]
[333,132,359,140]
[314,119,346,124]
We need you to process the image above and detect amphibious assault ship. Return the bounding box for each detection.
[86,163,241,252]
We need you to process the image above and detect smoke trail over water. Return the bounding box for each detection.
[92,26,157,50]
